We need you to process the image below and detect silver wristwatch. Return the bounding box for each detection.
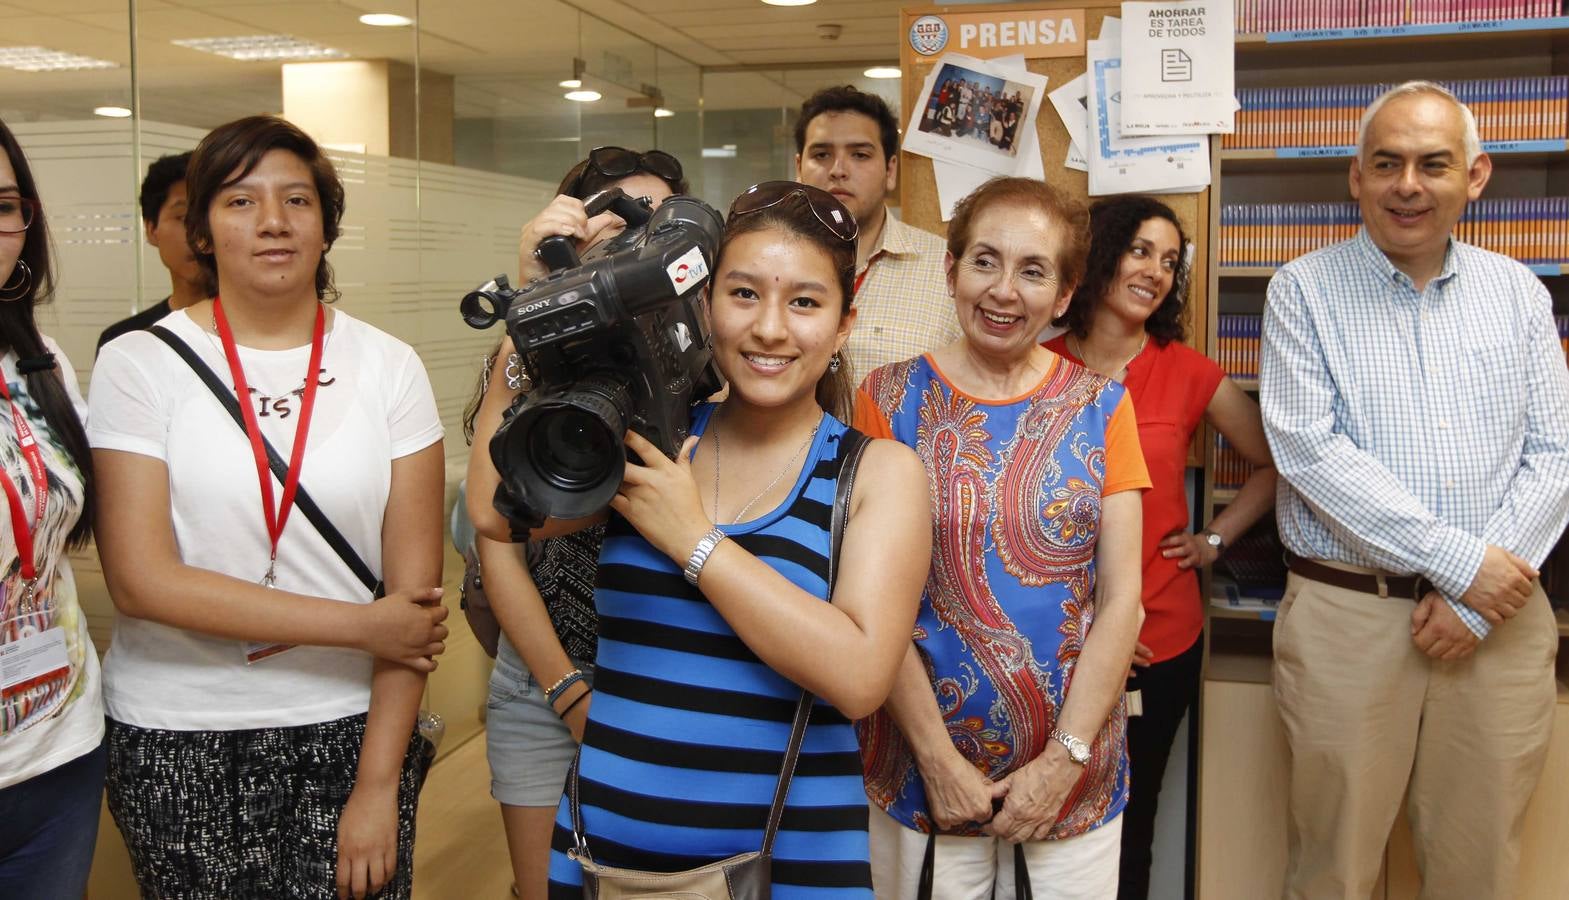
[1050,728,1091,765]
[1201,530,1225,553]
[683,527,728,586]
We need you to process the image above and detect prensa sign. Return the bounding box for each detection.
[903,6,1087,63]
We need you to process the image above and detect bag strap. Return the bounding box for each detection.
[149,325,383,598]
[758,428,870,853]
[570,426,873,860]
[914,829,1033,899]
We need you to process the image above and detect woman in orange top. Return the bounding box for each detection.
[1044,195,1275,900]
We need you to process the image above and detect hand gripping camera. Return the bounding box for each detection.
[461,189,724,532]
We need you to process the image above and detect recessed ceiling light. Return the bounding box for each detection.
[0,46,117,72]
[761,0,817,5]
[173,35,349,61]
[559,78,582,89]
[653,107,675,118]
[564,89,602,102]
[359,13,413,27]
[864,66,901,79]
[701,146,737,158]
[93,106,132,118]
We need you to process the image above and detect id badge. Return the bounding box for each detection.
[244,566,296,664]
[1,626,69,701]
[244,640,296,664]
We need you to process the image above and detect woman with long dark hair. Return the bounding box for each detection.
[469,182,932,896]
[90,116,449,899]
[461,146,689,900]
[0,118,104,900]
[1044,195,1275,900]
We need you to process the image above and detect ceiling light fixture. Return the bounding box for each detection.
[93,105,132,118]
[654,108,675,118]
[564,89,602,102]
[0,46,118,72]
[559,78,582,89]
[761,0,817,6]
[359,13,413,27]
[173,35,349,61]
[864,66,901,79]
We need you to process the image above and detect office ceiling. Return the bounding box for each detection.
[0,0,910,123]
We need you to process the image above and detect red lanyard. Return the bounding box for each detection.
[1,372,48,592]
[213,296,326,585]
[853,257,876,298]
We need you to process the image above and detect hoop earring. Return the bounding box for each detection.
[0,260,32,301]
[829,352,842,374]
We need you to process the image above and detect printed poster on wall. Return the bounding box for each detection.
[1086,18,1209,196]
[1118,2,1235,135]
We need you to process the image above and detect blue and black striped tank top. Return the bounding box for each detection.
[547,405,873,899]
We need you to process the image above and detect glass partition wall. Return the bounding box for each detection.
[0,1,898,639]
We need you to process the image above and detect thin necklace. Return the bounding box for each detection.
[711,412,821,525]
[1070,332,1147,378]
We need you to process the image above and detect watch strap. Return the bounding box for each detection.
[1050,727,1090,763]
[683,526,729,586]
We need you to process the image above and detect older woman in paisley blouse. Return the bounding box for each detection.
[854,177,1148,898]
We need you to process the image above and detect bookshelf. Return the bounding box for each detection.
[1197,10,1569,899]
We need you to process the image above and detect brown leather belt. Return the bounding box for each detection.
[1286,554,1433,601]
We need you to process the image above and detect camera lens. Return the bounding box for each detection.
[528,408,617,490]
[494,372,634,521]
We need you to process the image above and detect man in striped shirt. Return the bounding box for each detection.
[795,86,961,383]
[1261,81,1569,900]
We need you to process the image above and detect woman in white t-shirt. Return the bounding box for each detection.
[90,116,448,900]
[0,118,106,900]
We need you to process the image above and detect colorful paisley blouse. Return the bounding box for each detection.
[854,352,1150,839]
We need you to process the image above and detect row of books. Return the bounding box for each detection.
[1216,314,1569,382]
[1214,433,1253,492]
[1225,77,1569,149]
[1220,199,1569,267]
[1216,315,1263,383]
[1234,0,1564,33]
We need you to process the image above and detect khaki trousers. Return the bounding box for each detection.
[1272,571,1557,900]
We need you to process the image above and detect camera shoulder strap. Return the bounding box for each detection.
[149,325,383,598]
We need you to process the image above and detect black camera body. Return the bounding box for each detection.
[461,189,724,531]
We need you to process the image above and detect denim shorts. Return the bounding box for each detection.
[485,633,593,807]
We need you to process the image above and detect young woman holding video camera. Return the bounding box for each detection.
[461,146,691,900]
[467,182,931,897]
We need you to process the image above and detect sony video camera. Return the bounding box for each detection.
[460,188,724,532]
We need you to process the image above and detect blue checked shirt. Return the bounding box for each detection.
[1261,228,1569,639]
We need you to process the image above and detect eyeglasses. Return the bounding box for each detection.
[0,196,38,234]
[575,146,684,195]
[727,181,858,245]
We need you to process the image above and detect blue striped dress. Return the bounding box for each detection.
[546,405,873,898]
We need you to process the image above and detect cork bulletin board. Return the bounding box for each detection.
[898,1,1212,356]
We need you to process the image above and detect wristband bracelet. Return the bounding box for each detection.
[683,527,729,586]
[544,668,585,706]
[558,687,592,718]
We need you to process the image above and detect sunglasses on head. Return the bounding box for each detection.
[575,146,684,195]
[727,181,858,245]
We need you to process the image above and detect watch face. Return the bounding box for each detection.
[1205,532,1223,548]
[1070,744,1090,764]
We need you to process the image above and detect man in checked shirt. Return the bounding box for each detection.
[1261,80,1569,900]
[794,86,961,382]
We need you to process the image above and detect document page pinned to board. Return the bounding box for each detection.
[1086,19,1209,196]
[1119,1,1235,135]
